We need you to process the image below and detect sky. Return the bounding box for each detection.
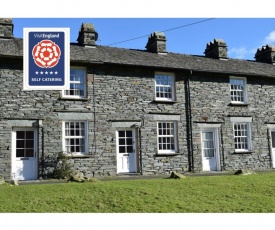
[11,18,275,61]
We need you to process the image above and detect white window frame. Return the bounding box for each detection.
[157,121,178,154]
[155,72,175,101]
[62,67,87,98]
[62,121,88,155]
[229,76,248,104]
[233,122,252,153]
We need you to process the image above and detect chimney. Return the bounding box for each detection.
[204,38,227,59]
[0,18,13,39]
[145,32,167,54]
[254,45,275,64]
[77,23,98,46]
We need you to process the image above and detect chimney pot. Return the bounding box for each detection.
[145,31,167,54]
[77,23,98,46]
[0,18,14,39]
[204,38,227,59]
[254,45,275,64]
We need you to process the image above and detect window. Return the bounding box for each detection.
[63,67,86,98]
[155,72,175,101]
[157,122,177,154]
[230,77,247,103]
[63,121,88,155]
[233,123,252,152]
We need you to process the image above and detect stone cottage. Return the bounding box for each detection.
[0,18,275,180]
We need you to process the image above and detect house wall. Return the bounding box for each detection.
[92,65,188,176]
[1,57,274,180]
[0,60,190,180]
[190,72,274,171]
[0,59,97,180]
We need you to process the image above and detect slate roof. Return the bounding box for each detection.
[1,38,275,78]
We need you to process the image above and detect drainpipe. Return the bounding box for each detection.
[138,124,143,175]
[267,128,273,169]
[39,121,45,178]
[220,124,225,171]
[92,65,97,155]
[133,122,143,175]
[185,70,194,172]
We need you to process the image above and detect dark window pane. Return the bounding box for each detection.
[126,138,132,145]
[272,132,275,148]
[119,138,125,145]
[16,149,24,158]
[75,129,80,136]
[126,131,132,138]
[119,146,126,153]
[127,146,133,152]
[26,149,34,157]
[26,140,34,148]
[26,131,34,139]
[16,140,24,148]
[75,139,80,145]
[118,131,125,138]
[17,131,25,139]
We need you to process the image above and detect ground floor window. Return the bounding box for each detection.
[233,122,252,152]
[62,121,88,155]
[157,121,177,154]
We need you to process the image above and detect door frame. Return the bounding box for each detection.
[11,127,38,180]
[200,127,221,171]
[116,128,138,174]
[269,128,275,168]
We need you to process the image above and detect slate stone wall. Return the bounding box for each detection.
[0,57,274,180]
[190,72,273,171]
[0,60,189,180]
[0,59,97,180]
[91,65,188,176]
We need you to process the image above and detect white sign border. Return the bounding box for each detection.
[23,28,70,91]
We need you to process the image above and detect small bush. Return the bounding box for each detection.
[52,152,73,179]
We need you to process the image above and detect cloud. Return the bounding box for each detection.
[228,47,256,60]
[229,30,275,60]
[264,31,275,44]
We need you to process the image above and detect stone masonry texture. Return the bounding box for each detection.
[1,21,275,180]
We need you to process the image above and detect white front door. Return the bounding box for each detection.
[116,129,137,173]
[12,128,38,180]
[201,129,220,171]
[270,131,275,168]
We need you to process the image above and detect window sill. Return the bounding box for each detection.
[228,103,249,107]
[152,100,177,104]
[156,153,179,156]
[65,154,93,158]
[232,151,253,154]
[59,97,89,101]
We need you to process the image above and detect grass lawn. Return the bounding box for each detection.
[0,172,275,213]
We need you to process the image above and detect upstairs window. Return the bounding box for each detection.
[230,77,247,103]
[155,72,175,101]
[63,67,86,98]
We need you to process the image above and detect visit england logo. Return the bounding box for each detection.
[23,28,70,90]
[32,40,61,68]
